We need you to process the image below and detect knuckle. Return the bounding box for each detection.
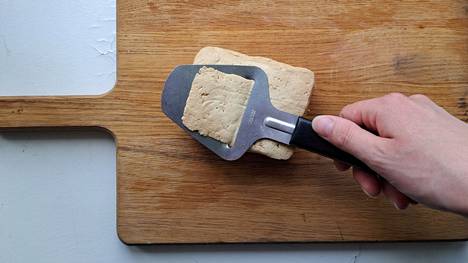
[339,104,355,118]
[384,92,407,103]
[409,94,429,101]
[366,140,391,166]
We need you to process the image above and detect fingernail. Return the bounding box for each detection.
[362,188,377,199]
[312,116,335,137]
[393,201,409,210]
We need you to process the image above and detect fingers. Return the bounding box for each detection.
[315,93,428,211]
[339,98,383,131]
[336,166,414,210]
[312,115,389,164]
[382,182,411,210]
[352,167,381,197]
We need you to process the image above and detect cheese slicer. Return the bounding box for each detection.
[162,65,371,171]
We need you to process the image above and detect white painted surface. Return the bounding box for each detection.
[0,0,116,95]
[0,1,467,262]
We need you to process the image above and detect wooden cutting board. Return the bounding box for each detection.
[1,0,467,244]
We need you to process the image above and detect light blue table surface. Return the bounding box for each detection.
[0,1,466,262]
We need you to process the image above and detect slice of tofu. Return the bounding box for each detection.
[185,47,315,160]
[182,66,254,146]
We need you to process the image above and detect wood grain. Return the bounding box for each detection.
[1,0,467,244]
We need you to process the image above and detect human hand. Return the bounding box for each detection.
[311,93,468,215]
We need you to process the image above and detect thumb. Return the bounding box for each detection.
[312,115,386,163]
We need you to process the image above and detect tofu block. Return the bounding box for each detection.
[186,47,315,160]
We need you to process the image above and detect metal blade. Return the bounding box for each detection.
[162,65,298,160]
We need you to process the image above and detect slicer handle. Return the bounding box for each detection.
[290,117,373,172]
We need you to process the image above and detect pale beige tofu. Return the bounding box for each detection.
[184,47,314,160]
[182,66,254,146]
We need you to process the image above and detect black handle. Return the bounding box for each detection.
[290,117,372,171]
